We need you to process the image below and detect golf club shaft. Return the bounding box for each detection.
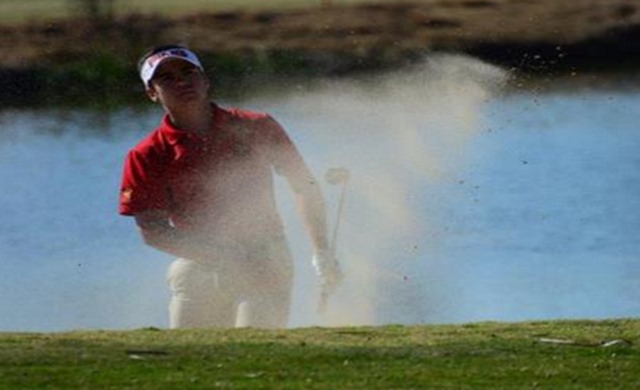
[330,179,348,254]
[317,167,350,315]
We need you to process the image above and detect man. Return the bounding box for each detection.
[118,45,341,328]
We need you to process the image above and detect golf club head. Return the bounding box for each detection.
[325,167,350,185]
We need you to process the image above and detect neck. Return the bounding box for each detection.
[167,101,213,135]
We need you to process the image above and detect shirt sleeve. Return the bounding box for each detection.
[262,115,318,193]
[118,148,169,216]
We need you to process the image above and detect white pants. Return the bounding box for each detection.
[166,238,293,329]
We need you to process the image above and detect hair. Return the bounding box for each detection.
[137,44,191,73]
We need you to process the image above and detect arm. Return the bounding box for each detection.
[262,115,341,294]
[290,177,343,313]
[290,178,330,254]
[133,209,220,261]
[262,116,330,252]
[288,170,342,288]
[120,147,216,260]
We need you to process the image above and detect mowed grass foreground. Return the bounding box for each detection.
[1,319,638,389]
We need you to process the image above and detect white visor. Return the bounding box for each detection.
[140,48,203,87]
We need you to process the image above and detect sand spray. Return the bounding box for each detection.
[270,54,509,327]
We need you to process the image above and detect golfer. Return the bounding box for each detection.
[118,45,341,328]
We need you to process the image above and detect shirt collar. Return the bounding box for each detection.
[158,103,227,145]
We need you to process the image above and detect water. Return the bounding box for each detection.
[1,58,639,331]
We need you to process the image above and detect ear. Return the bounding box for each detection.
[145,84,159,103]
[202,73,211,92]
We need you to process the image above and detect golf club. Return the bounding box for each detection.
[317,167,350,314]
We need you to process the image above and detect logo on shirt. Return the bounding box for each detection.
[121,187,133,203]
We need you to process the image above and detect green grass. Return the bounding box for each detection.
[1,319,639,389]
[0,0,403,25]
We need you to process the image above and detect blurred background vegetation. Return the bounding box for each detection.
[1,0,639,108]
[0,0,423,107]
[0,0,390,24]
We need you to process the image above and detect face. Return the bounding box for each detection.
[145,59,210,110]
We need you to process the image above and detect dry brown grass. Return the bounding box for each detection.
[0,1,639,71]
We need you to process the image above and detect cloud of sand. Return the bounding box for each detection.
[268,54,509,327]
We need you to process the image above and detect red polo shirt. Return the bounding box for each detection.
[119,104,313,243]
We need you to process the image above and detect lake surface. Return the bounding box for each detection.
[1,57,639,331]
